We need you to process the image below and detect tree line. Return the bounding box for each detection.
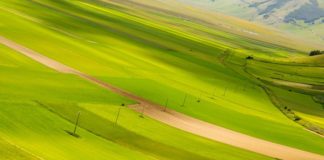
[309,50,324,56]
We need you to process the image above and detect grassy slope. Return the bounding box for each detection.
[244,58,324,128]
[271,87,324,128]
[0,138,39,160]
[177,0,324,47]
[278,22,324,47]
[0,0,323,156]
[0,45,273,159]
[0,45,154,160]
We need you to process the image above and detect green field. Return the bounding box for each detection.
[0,44,275,160]
[0,0,323,159]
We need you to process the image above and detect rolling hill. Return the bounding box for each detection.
[177,0,324,44]
[0,0,323,160]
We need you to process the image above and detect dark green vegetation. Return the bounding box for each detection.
[0,0,323,159]
[310,50,324,56]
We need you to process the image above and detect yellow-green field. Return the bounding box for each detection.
[0,0,323,159]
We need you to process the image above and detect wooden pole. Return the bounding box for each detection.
[140,105,145,118]
[73,111,81,135]
[223,87,228,96]
[114,107,122,126]
[181,94,187,107]
[164,98,168,112]
[197,92,202,103]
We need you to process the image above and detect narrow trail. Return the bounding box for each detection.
[1,36,323,160]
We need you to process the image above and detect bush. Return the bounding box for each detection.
[309,50,324,56]
[294,116,301,121]
[246,56,254,60]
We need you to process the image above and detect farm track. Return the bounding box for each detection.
[1,36,324,160]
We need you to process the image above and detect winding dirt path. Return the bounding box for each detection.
[1,36,323,160]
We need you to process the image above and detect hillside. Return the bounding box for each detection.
[177,0,324,44]
[0,0,323,160]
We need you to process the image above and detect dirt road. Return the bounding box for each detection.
[1,36,323,160]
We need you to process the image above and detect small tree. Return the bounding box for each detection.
[294,116,301,121]
[246,56,254,60]
[309,50,323,56]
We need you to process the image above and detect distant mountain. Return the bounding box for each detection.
[176,0,324,44]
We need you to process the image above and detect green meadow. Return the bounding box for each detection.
[0,44,274,160]
[0,0,323,159]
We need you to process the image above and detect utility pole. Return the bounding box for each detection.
[223,87,228,96]
[114,106,123,126]
[140,105,145,118]
[164,98,169,112]
[73,111,81,136]
[181,94,187,107]
[197,92,202,103]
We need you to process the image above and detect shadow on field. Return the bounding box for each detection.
[33,100,214,160]
[64,130,80,138]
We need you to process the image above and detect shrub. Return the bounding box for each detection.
[246,56,254,60]
[294,116,301,121]
[309,50,324,56]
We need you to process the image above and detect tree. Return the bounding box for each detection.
[246,56,254,60]
[309,50,324,56]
